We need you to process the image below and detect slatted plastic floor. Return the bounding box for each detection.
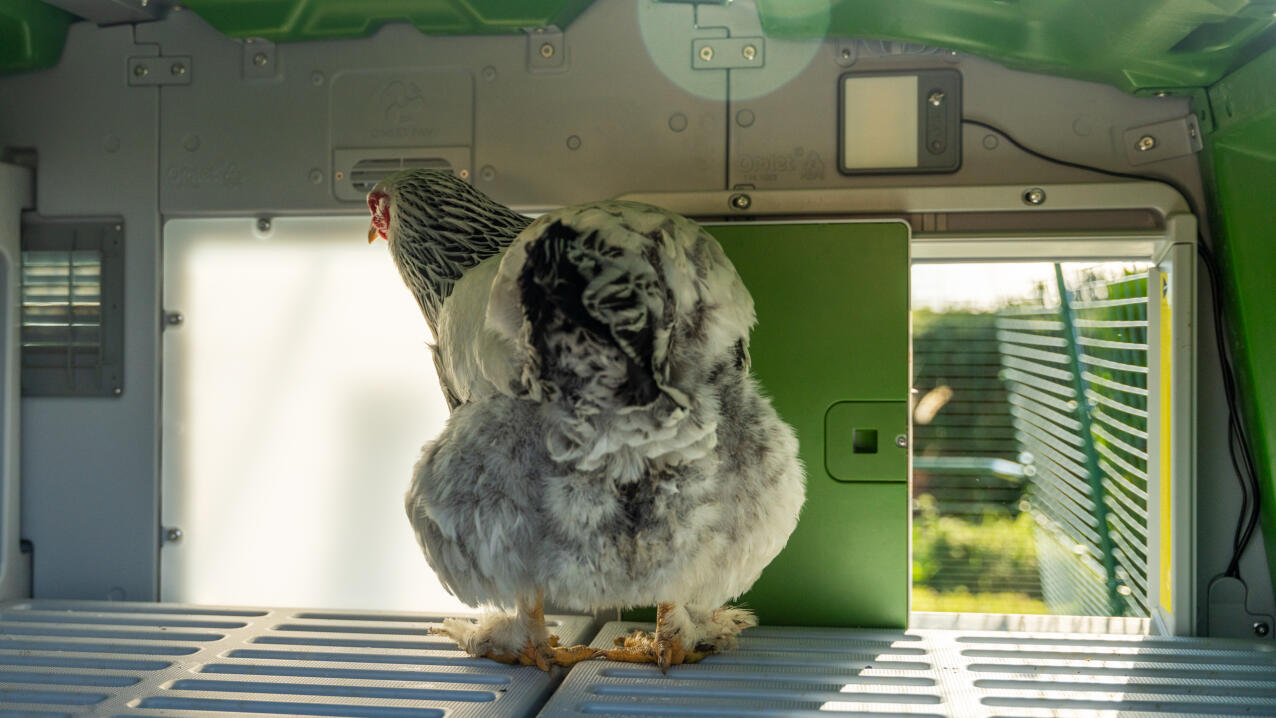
[1,602,1274,717]
[0,600,593,717]
[540,619,1276,717]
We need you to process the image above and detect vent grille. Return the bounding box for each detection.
[20,220,123,397]
[22,249,102,369]
[349,157,452,194]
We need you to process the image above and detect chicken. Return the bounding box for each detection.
[368,170,805,671]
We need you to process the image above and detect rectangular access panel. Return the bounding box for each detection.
[711,221,910,628]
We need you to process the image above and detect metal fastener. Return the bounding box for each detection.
[165,311,184,327]
[334,171,344,181]
[165,527,183,543]
[699,46,714,62]
[256,217,272,233]
[928,90,945,107]
[742,45,757,61]
[480,165,496,182]
[133,64,149,77]
[1255,621,1271,637]
[253,52,268,66]
[539,43,555,59]
[1137,135,1157,152]
[840,47,852,60]
[729,193,751,210]
[1023,187,1047,205]
[458,169,470,180]
[171,62,187,76]
[895,434,908,448]
[112,387,123,396]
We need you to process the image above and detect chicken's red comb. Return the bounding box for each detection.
[368,191,390,242]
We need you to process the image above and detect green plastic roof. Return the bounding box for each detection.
[4,0,1275,94]
[178,0,596,41]
[0,0,74,74]
[759,0,1276,94]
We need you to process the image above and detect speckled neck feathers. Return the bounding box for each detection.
[385,171,530,333]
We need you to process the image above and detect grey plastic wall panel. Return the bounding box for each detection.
[139,0,728,215]
[471,0,728,207]
[0,22,161,602]
[0,599,593,716]
[724,26,1207,203]
[540,620,1276,717]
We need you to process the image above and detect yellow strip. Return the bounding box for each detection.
[1159,272,1173,613]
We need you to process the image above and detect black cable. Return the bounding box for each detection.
[962,117,1265,581]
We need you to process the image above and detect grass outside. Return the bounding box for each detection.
[913,494,1048,613]
[912,586,1049,614]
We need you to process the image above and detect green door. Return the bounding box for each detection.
[715,221,911,628]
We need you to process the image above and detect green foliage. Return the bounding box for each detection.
[912,586,1049,614]
[912,494,1040,596]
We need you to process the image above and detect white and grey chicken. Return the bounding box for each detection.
[368,170,804,671]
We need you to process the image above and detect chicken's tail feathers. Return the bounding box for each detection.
[514,217,686,411]
[483,202,755,469]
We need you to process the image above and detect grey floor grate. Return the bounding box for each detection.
[0,600,594,717]
[539,620,1276,717]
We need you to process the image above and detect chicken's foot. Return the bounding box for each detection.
[428,591,601,671]
[601,602,708,672]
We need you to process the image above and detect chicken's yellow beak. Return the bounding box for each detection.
[368,224,380,243]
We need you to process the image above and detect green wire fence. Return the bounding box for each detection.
[996,267,1150,617]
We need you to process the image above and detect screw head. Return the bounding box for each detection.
[253,52,269,66]
[840,47,852,59]
[1023,187,1047,205]
[729,193,751,210]
[742,45,757,61]
[699,45,714,62]
[1255,621,1271,637]
[165,311,184,327]
[334,170,344,181]
[112,387,123,396]
[170,62,187,76]
[310,71,325,86]
[133,64,149,77]
[566,135,581,151]
[895,434,908,448]
[539,42,555,59]
[1137,135,1157,152]
[928,90,945,107]
[256,217,272,233]
[480,165,496,182]
[165,527,183,543]
[458,169,470,180]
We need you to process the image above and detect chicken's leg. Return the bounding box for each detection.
[429,592,599,671]
[603,603,756,672]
